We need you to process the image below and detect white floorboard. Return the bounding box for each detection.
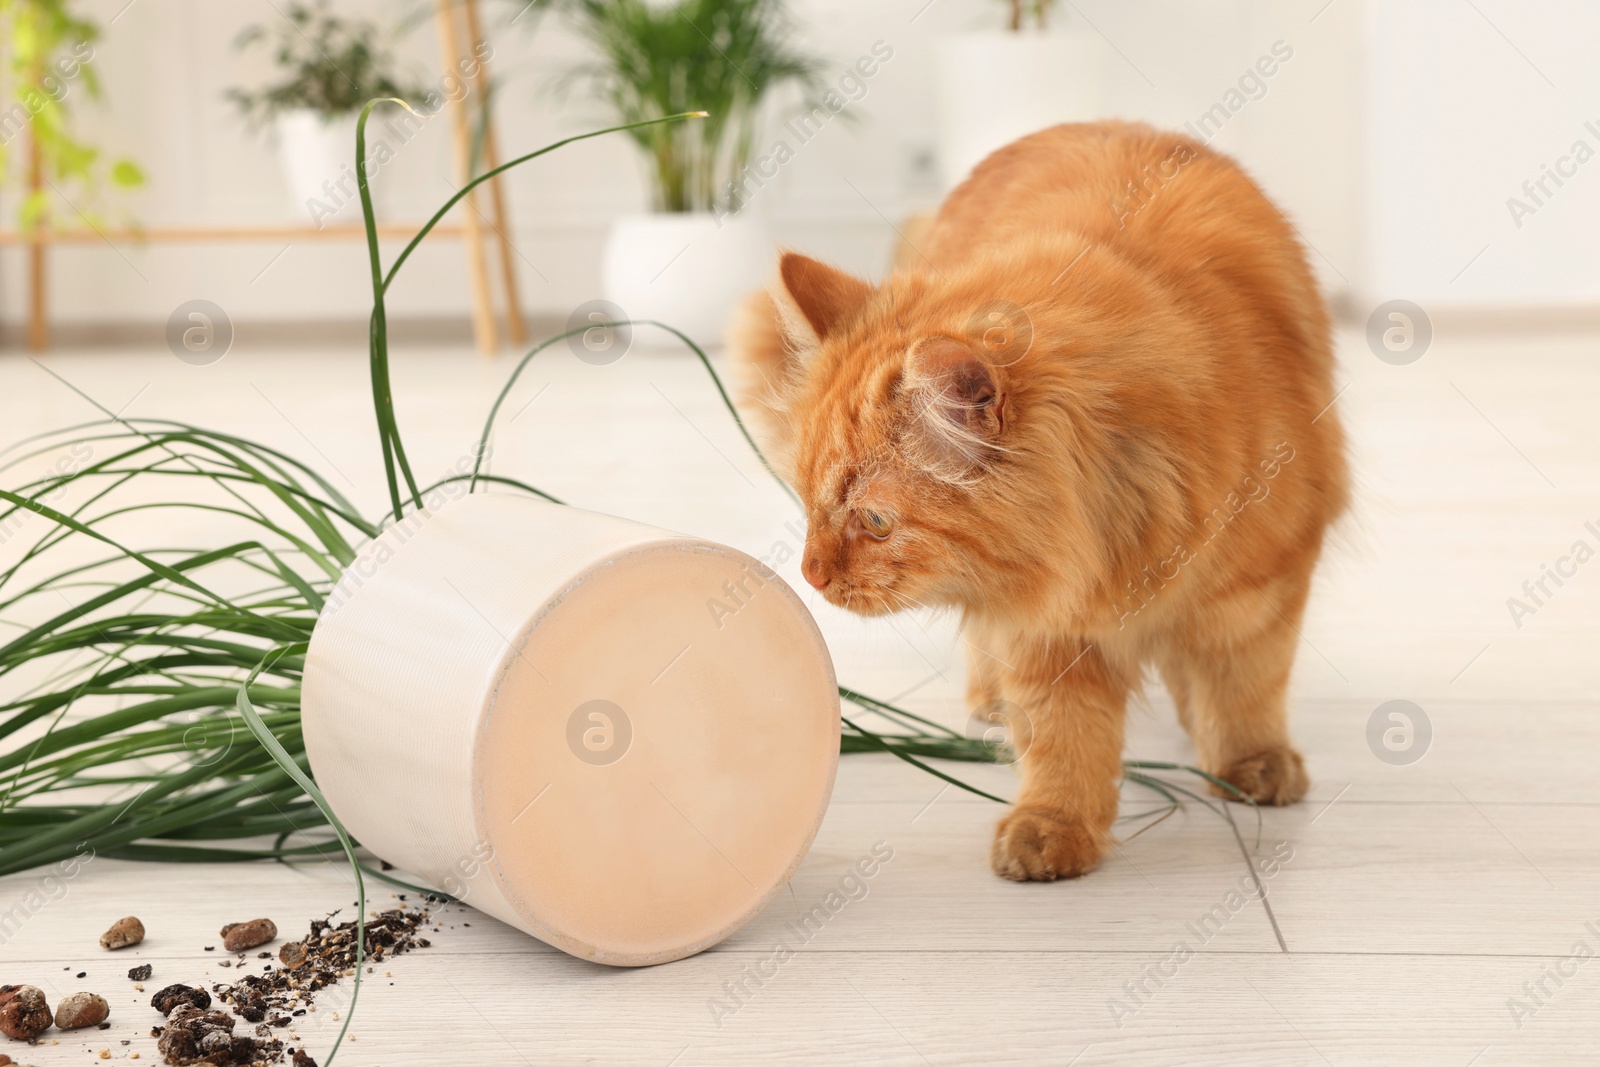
[1,324,1597,1064]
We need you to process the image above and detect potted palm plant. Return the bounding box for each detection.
[936,0,1105,190]
[546,0,825,345]
[227,1,426,225]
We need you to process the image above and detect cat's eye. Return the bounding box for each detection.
[857,509,895,540]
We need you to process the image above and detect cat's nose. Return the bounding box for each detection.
[802,553,830,589]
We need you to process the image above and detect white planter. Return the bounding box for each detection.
[601,212,773,349]
[301,492,839,967]
[935,31,1106,190]
[274,109,382,226]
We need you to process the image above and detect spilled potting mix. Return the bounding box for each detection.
[1,902,437,1066]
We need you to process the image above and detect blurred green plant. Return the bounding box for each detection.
[0,0,144,231]
[1002,0,1060,32]
[531,0,826,214]
[226,0,428,127]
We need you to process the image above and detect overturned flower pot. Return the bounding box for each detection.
[302,492,839,966]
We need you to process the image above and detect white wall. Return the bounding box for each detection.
[1364,0,1600,307]
[1,0,1370,333]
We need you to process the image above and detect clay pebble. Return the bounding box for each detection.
[0,985,52,1041]
[99,916,145,951]
[219,919,276,953]
[53,991,109,1030]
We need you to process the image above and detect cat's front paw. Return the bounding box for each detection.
[1213,746,1309,806]
[990,806,1105,881]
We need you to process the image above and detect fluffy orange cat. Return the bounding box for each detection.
[727,121,1349,881]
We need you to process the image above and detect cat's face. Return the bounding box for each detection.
[767,254,1013,617]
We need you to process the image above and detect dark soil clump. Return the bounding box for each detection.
[151,984,211,1016]
[153,1004,282,1066]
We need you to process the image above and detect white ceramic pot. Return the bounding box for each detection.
[935,31,1106,190]
[274,109,380,226]
[301,492,839,967]
[601,212,773,349]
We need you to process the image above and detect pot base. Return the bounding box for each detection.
[478,541,838,965]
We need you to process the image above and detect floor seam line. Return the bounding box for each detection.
[1225,801,1289,953]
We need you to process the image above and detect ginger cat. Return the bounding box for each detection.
[727,121,1349,881]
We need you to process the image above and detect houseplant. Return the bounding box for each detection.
[539,0,826,345]
[227,1,426,225]
[0,0,143,229]
[936,0,1104,189]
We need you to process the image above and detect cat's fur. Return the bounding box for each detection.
[727,121,1349,881]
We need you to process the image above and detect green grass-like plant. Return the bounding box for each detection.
[0,103,1250,1064]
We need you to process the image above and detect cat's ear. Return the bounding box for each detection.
[905,337,1007,465]
[775,252,873,347]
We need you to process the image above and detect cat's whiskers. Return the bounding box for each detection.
[889,587,934,614]
[885,588,920,614]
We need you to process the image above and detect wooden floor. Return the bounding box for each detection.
[2,323,1598,1065]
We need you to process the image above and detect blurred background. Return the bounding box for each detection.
[1,0,1596,713]
[15,0,1590,337]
